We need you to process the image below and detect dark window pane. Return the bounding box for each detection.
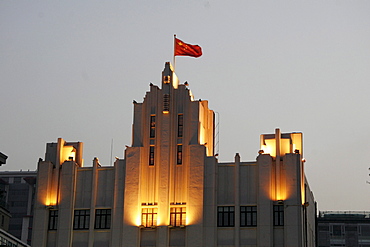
[178,115,183,137]
[73,209,90,230]
[150,115,156,138]
[149,146,155,166]
[217,206,235,227]
[94,209,111,229]
[273,205,284,226]
[177,145,182,165]
[48,210,58,230]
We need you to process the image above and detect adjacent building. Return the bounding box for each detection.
[317,211,370,247]
[0,171,37,246]
[0,228,31,247]
[0,153,8,166]
[0,153,36,247]
[0,180,11,233]
[31,62,316,247]
[0,153,11,234]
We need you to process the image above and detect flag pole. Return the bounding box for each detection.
[173,34,176,72]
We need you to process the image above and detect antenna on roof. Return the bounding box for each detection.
[110,139,113,165]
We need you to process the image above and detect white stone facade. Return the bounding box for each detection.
[32,62,316,247]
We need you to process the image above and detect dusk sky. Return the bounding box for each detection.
[1,1,370,211]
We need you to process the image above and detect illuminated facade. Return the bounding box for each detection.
[32,62,316,247]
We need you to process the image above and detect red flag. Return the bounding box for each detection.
[174,38,202,58]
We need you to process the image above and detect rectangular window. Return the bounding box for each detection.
[240,206,257,227]
[73,209,90,230]
[360,225,370,236]
[94,209,111,229]
[177,114,183,137]
[149,146,155,166]
[177,145,182,165]
[142,208,157,227]
[48,210,58,230]
[170,207,186,227]
[332,225,343,236]
[218,206,235,227]
[163,94,170,113]
[150,115,156,138]
[164,76,170,83]
[273,205,284,226]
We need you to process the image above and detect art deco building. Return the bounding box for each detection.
[32,62,316,247]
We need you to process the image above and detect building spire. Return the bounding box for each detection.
[162,62,178,90]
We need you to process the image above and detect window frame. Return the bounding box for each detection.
[273,205,284,226]
[359,224,370,236]
[73,209,90,230]
[240,206,257,227]
[149,146,155,166]
[141,208,158,228]
[48,210,58,230]
[94,209,111,229]
[331,224,344,236]
[170,207,186,227]
[150,115,156,138]
[177,145,182,165]
[217,206,235,227]
[163,94,170,113]
[177,114,183,138]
